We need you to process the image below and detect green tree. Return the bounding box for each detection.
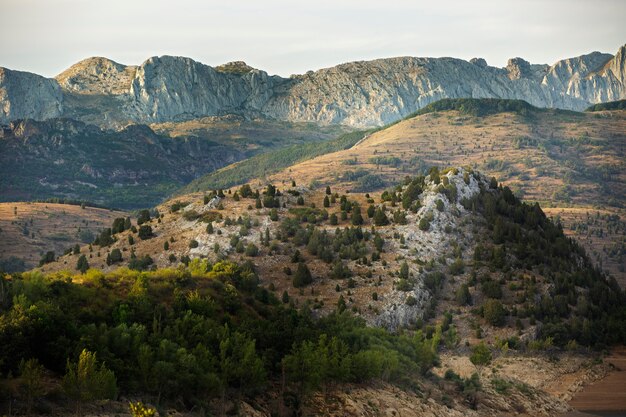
[484,299,506,326]
[455,284,472,306]
[63,349,117,413]
[138,225,153,240]
[469,342,492,377]
[76,254,89,273]
[323,195,330,208]
[373,208,389,226]
[137,209,151,225]
[293,262,313,287]
[399,261,409,279]
[19,358,45,414]
[351,205,364,225]
[108,248,123,265]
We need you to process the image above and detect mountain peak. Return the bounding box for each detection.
[55,56,136,95]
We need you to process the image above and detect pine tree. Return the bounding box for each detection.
[323,195,330,208]
[351,205,363,225]
[76,254,89,273]
[293,262,313,287]
[373,208,389,226]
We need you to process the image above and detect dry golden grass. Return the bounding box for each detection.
[266,110,626,282]
[0,202,127,270]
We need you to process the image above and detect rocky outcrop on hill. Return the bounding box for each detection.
[1,44,625,126]
[373,168,486,330]
[55,57,137,95]
[0,68,63,123]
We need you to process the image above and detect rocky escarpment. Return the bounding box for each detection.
[1,44,625,126]
[128,56,286,122]
[0,68,63,123]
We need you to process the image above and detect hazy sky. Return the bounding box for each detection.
[1,0,624,77]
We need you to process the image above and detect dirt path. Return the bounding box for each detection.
[569,347,626,412]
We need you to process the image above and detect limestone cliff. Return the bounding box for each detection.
[0,67,63,123]
[1,44,625,126]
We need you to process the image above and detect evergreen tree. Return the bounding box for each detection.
[325,186,331,195]
[138,225,153,240]
[373,208,389,226]
[323,195,330,208]
[76,254,89,273]
[293,262,313,287]
[137,210,151,225]
[351,205,364,225]
[19,358,45,414]
[456,284,472,306]
[399,261,409,279]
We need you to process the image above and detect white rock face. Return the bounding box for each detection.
[373,168,489,331]
[128,56,284,122]
[1,45,625,126]
[0,68,63,123]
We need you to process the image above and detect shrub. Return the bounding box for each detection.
[245,243,259,257]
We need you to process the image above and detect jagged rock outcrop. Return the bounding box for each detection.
[0,68,63,123]
[1,44,625,126]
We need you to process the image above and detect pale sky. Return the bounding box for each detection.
[1,0,624,78]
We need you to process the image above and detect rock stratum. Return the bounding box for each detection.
[0,45,625,127]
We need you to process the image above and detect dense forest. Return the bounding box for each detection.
[0,262,439,414]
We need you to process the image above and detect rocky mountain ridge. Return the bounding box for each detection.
[1,45,625,126]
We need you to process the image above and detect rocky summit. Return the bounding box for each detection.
[1,45,625,126]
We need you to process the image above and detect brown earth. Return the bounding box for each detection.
[569,346,626,412]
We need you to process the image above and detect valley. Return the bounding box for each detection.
[0,32,625,416]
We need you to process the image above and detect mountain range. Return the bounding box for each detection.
[1,45,625,127]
